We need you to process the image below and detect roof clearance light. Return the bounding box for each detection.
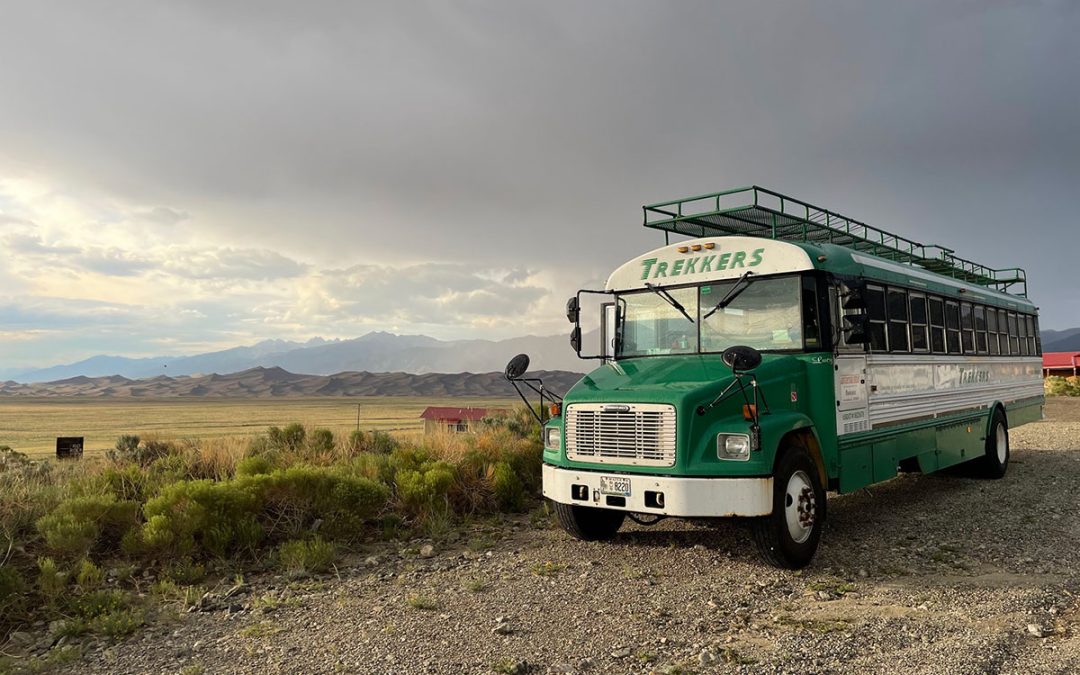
[691,244,702,251]
[677,246,689,253]
[704,242,716,249]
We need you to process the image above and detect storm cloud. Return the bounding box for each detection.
[0,1,1077,368]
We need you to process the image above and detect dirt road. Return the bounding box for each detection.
[80,400,1080,674]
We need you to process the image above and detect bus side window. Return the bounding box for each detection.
[974,305,988,354]
[865,285,887,352]
[1018,314,1030,356]
[1031,315,1041,355]
[887,288,909,352]
[909,293,929,352]
[999,310,1012,355]
[987,306,1000,355]
[945,301,961,355]
[1027,315,1039,355]
[960,303,975,354]
[1008,312,1019,354]
[928,297,946,353]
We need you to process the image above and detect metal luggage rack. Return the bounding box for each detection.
[642,185,1028,297]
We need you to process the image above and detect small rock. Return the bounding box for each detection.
[364,556,380,567]
[548,664,575,674]
[698,650,717,666]
[48,619,68,636]
[578,657,596,670]
[1027,623,1047,638]
[493,623,514,635]
[611,647,631,659]
[419,544,435,558]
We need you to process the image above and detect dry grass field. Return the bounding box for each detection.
[0,396,517,457]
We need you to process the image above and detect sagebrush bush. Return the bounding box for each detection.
[267,423,306,453]
[75,558,105,592]
[396,461,455,518]
[1045,375,1080,396]
[348,430,398,455]
[0,565,26,616]
[277,537,337,576]
[36,494,140,559]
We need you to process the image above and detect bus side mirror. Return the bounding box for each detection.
[842,287,867,310]
[570,327,582,354]
[843,313,871,344]
[566,296,580,324]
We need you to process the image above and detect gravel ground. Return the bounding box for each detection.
[66,399,1080,674]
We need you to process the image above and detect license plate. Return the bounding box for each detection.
[599,476,631,497]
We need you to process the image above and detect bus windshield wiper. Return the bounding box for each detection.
[643,283,694,324]
[702,271,755,320]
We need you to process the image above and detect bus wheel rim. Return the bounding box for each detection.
[784,470,815,544]
[996,423,1008,464]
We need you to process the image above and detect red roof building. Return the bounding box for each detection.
[419,406,506,434]
[1043,352,1080,377]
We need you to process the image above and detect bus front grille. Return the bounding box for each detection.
[565,403,677,467]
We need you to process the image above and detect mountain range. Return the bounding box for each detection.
[1,331,591,383]
[1041,328,1080,353]
[3,326,1075,386]
[0,367,585,399]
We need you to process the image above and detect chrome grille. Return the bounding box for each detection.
[565,403,676,467]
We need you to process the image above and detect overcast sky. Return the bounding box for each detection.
[1,0,1077,369]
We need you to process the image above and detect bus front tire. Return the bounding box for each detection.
[979,409,1009,479]
[552,501,625,541]
[751,451,825,569]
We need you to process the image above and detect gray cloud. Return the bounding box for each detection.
[0,0,1077,370]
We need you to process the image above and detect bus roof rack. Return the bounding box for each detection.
[643,186,1028,297]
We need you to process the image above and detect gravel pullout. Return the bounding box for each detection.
[76,399,1080,674]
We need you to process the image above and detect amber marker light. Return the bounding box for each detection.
[703,242,716,249]
[742,404,757,420]
[550,403,561,417]
[691,244,702,251]
[677,246,689,253]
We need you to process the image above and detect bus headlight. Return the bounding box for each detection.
[717,434,751,461]
[544,426,561,450]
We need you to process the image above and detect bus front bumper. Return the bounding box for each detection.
[542,464,773,518]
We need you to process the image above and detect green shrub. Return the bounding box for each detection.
[115,435,141,454]
[307,429,335,455]
[395,461,455,517]
[139,478,263,558]
[267,423,306,453]
[236,455,274,477]
[37,557,67,607]
[36,494,140,559]
[348,430,397,455]
[277,537,337,576]
[0,564,26,616]
[75,589,144,637]
[75,558,105,592]
[492,461,525,512]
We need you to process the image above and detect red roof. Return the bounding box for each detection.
[419,406,498,422]
[1043,352,1080,368]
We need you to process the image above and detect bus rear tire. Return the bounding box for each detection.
[552,501,625,541]
[751,450,825,569]
[979,409,1009,479]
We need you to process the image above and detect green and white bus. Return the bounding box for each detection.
[523,186,1043,569]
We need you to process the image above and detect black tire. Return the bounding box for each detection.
[552,501,625,541]
[979,408,1009,479]
[751,450,826,569]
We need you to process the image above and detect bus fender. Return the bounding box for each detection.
[759,412,829,486]
[983,401,1007,440]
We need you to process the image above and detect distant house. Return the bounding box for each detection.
[419,406,505,434]
[1043,352,1080,377]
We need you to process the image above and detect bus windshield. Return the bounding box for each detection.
[617,276,804,358]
